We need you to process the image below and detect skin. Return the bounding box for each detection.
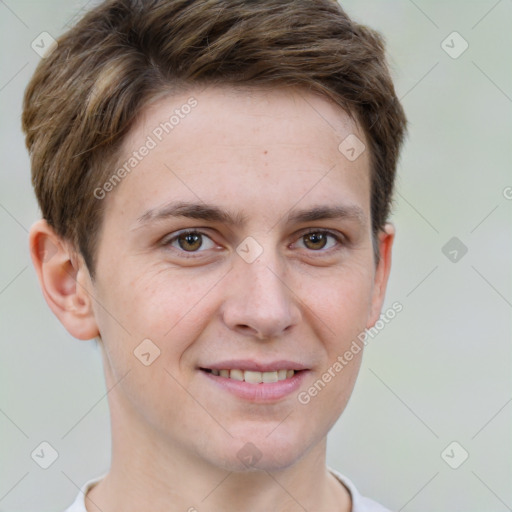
[30,85,394,512]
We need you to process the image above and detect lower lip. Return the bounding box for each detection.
[200,369,309,402]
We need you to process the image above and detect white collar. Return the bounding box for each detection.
[63,468,391,512]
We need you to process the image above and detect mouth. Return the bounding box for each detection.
[200,368,300,383]
[198,362,309,402]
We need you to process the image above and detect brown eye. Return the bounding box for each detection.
[303,232,328,250]
[164,230,216,254]
[296,230,342,252]
[177,232,203,251]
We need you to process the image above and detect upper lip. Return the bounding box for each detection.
[200,360,310,372]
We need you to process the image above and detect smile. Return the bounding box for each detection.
[202,368,296,383]
[199,363,309,402]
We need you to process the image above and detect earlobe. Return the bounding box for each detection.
[29,219,99,340]
[367,223,395,328]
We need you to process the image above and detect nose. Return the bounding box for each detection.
[220,255,301,340]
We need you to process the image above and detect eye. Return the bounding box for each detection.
[163,230,217,253]
[295,230,343,251]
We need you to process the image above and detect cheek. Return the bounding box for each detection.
[299,263,375,347]
[91,266,218,428]
[308,267,372,418]
[94,264,224,368]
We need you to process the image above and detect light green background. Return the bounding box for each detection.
[1,1,511,510]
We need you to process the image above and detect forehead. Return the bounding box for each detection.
[102,85,371,227]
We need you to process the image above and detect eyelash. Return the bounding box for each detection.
[161,228,345,257]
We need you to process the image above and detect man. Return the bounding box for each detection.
[22,1,407,510]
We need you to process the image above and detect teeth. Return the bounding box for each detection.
[211,369,296,383]
[230,369,244,381]
[262,371,278,383]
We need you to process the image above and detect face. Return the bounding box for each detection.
[85,85,392,471]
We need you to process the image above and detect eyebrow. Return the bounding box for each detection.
[136,201,248,228]
[287,205,366,226]
[135,201,366,229]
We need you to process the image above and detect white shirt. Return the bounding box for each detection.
[63,468,392,512]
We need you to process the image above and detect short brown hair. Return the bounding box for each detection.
[22,0,407,275]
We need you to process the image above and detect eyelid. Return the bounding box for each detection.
[292,228,345,251]
[161,229,218,254]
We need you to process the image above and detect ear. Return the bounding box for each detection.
[366,223,395,328]
[29,219,99,340]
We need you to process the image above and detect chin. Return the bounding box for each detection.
[207,423,316,473]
